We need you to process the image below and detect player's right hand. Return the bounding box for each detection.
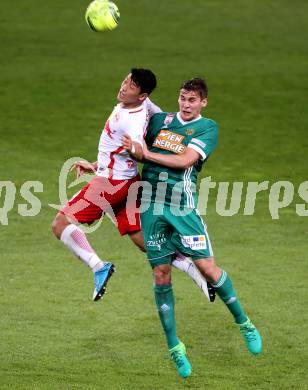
[71,160,96,178]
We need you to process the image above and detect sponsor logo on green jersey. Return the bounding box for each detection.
[153,129,186,154]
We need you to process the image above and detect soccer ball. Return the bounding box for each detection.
[85,0,120,32]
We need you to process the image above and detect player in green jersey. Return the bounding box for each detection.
[123,77,262,378]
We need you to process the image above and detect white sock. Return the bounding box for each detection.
[172,253,211,301]
[60,224,105,273]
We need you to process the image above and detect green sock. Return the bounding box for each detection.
[154,284,179,349]
[212,270,248,324]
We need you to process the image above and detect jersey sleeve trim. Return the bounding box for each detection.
[187,143,207,161]
[191,137,206,148]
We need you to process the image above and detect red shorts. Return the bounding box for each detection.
[60,175,141,235]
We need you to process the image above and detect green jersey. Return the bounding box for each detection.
[142,112,218,208]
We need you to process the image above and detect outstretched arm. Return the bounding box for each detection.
[72,160,97,178]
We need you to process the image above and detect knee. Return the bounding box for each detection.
[153,264,171,285]
[51,213,68,240]
[196,257,221,283]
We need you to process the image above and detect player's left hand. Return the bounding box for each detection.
[122,134,144,161]
[121,134,132,151]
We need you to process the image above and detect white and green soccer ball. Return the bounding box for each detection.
[85,0,120,32]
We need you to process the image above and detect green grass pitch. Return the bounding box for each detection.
[1,0,308,389]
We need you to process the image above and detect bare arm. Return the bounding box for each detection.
[143,142,200,170]
[72,160,97,178]
[121,134,143,161]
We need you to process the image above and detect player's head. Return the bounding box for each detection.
[131,68,157,95]
[178,78,208,121]
[117,68,157,108]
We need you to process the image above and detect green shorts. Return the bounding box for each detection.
[140,203,214,268]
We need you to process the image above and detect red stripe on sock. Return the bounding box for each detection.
[71,229,94,253]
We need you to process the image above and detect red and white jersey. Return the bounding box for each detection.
[97,98,161,180]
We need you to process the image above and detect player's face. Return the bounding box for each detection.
[178,89,207,122]
[117,74,146,108]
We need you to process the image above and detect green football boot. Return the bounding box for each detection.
[239,318,262,355]
[169,341,192,378]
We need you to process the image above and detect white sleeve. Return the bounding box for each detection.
[145,98,162,117]
[125,113,146,147]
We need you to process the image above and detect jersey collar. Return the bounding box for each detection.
[118,102,144,111]
[176,112,202,125]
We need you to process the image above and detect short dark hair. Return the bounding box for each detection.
[131,68,157,95]
[181,78,208,99]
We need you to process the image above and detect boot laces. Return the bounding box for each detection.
[171,351,185,367]
[240,324,257,342]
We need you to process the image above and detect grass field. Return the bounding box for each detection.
[1,0,308,389]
